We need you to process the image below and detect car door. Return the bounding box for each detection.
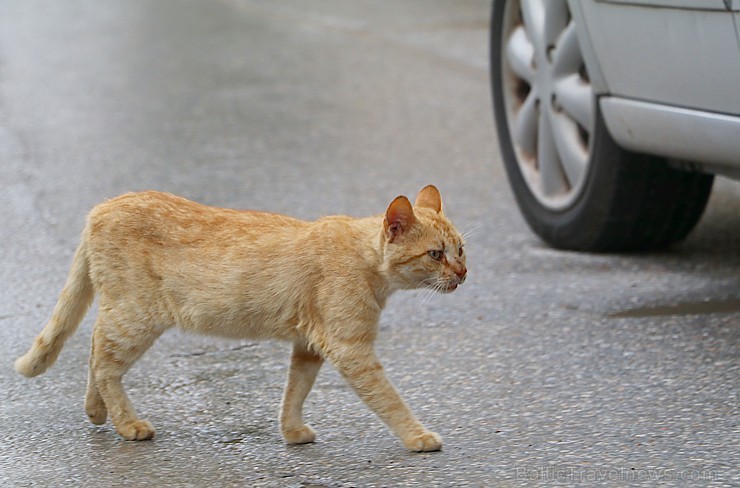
[575,0,740,115]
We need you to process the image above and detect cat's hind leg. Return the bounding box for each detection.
[85,334,107,425]
[280,341,323,444]
[90,313,162,441]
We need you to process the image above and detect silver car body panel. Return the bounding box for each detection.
[569,0,740,176]
[601,97,740,172]
[734,1,740,50]
[600,0,729,10]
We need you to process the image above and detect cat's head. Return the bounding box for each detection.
[382,185,467,294]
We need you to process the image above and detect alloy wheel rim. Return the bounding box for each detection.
[500,0,595,211]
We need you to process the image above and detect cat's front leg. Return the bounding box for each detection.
[326,342,441,452]
[280,341,323,445]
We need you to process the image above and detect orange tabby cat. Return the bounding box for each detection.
[15,185,466,452]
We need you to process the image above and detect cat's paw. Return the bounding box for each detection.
[86,407,107,425]
[85,397,108,425]
[282,425,316,445]
[403,431,442,452]
[118,420,156,441]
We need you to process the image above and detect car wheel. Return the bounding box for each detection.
[490,0,714,252]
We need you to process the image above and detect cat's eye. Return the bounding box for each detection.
[428,249,443,261]
[458,245,464,257]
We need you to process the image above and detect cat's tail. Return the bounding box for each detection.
[15,235,94,378]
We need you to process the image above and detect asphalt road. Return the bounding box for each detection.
[1,1,738,487]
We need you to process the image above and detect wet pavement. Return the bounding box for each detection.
[1,1,738,486]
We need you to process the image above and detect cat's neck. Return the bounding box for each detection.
[316,215,395,307]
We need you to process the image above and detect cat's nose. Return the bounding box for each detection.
[455,265,467,280]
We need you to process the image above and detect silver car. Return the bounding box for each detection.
[490,0,740,251]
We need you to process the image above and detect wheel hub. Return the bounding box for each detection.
[500,0,595,211]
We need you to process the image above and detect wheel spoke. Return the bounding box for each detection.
[506,26,535,84]
[542,0,570,55]
[554,74,594,131]
[552,22,581,76]
[549,112,588,189]
[521,0,568,56]
[520,0,546,53]
[537,112,567,197]
[513,90,539,156]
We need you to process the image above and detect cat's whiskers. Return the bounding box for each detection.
[461,222,481,234]
[417,277,446,311]
[461,223,481,243]
[415,279,435,312]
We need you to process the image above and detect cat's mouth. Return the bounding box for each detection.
[439,282,459,293]
[423,277,464,293]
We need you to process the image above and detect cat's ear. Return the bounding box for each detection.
[384,195,416,242]
[414,185,442,214]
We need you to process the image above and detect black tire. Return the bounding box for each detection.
[490,0,714,252]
